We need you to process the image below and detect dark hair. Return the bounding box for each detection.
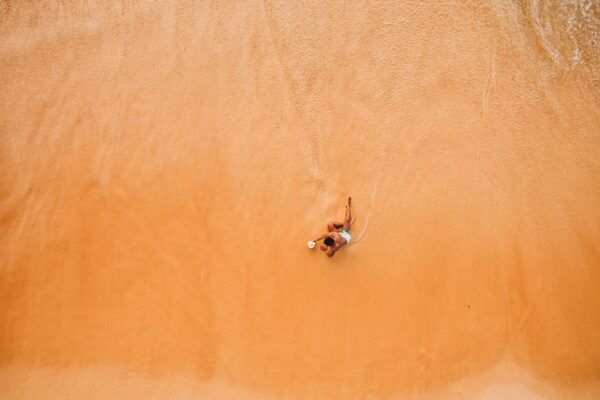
[324,237,335,247]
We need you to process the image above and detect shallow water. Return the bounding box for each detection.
[1,1,600,399]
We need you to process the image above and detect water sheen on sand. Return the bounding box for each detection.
[1,1,600,399]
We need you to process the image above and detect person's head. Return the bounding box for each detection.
[324,237,335,247]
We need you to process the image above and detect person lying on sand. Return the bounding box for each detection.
[312,197,352,258]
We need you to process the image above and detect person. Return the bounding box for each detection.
[312,197,352,258]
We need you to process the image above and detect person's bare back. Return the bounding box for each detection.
[312,197,352,257]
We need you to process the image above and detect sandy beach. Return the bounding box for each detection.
[1,1,600,399]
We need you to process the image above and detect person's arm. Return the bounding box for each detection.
[313,234,328,242]
[326,243,340,257]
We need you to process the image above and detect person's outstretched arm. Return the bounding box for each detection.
[313,234,328,242]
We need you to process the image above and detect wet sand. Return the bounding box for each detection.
[1,1,600,399]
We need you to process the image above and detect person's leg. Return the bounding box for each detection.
[327,221,344,232]
[343,197,352,231]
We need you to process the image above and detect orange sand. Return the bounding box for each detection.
[1,1,600,399]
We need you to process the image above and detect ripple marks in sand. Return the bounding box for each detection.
[261,1,323,189]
